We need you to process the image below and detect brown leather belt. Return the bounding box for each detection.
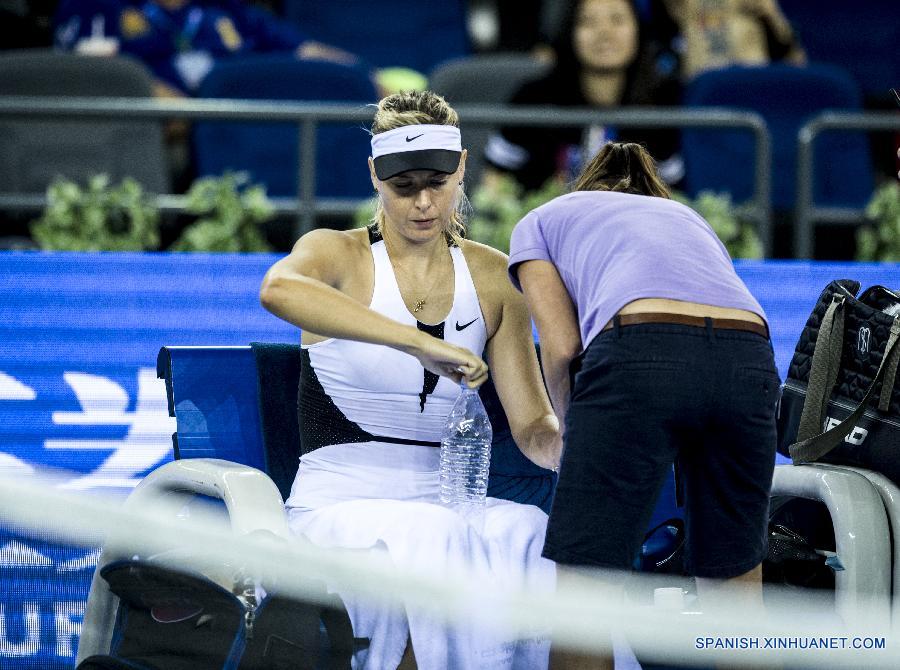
[602,312,769,338]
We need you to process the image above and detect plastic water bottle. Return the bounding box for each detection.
[439,382,492,528]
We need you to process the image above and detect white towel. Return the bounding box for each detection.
[285,442,555,670]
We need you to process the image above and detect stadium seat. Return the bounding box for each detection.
[155,343,558,511]
[0,49,169,195]
[154,341,679,527]
[681,63,874,213]
[284,0,469,75]
[429,53,552,188]
[192,56,377,199]
[780,0,899,106]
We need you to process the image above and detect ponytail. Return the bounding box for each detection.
[573,142,671,198]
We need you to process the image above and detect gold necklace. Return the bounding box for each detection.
[383,235,450,314]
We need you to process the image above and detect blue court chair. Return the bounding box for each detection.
[192,56,377,199]
[153,341,680,535]
[155,343,558,510]
[682,63,873,213]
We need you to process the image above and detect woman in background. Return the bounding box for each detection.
[482,0,683,193]
[662,0,805,80]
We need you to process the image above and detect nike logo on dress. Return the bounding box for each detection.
[455,318,478,331]
[405,134,424,142]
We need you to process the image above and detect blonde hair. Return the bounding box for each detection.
[370,90,467,245]
[573,141,671,198]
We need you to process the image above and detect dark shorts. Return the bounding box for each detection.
[543,322,779,579]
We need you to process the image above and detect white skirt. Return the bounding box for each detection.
[285,442,555,670]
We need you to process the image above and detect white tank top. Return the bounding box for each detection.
[298,230,487,453]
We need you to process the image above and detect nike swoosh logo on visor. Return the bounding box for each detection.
[405,134,424,142]
[455,318,478,331]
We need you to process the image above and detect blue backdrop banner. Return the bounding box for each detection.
[0,251,898,668]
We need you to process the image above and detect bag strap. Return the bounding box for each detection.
[795,296,845,443]
[879,318,900,412]
[790,318,900,464]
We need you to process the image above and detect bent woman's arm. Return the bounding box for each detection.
[516,260,582,436]
[260,229,488,386]
[476,249,562,470]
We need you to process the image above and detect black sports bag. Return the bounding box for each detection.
[777,280,900,482]
[77,559,358,670]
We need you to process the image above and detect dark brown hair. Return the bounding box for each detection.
[572,141,671,198]
[551,0,675,105]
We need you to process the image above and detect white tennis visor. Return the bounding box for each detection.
[371,124,462,180]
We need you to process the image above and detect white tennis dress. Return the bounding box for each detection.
[285,230,554,670]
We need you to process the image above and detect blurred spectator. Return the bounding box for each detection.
[0,0,56,49]
[53,0,358,97]
[469,0,680,72]
[482,0,683,193]
[661,0,805,79]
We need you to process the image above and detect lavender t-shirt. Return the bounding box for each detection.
[508,190,766,349]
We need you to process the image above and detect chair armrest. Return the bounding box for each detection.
[823,465,900,627]
[77,459,288,664]
[121,458,289,538]
[771,464,891,625]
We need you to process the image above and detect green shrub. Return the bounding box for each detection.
[856,182,900,262]
[31,175,159,251]
[170,172,274,252]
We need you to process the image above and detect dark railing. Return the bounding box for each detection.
[794,111,900,260]
[0,97,772,253]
